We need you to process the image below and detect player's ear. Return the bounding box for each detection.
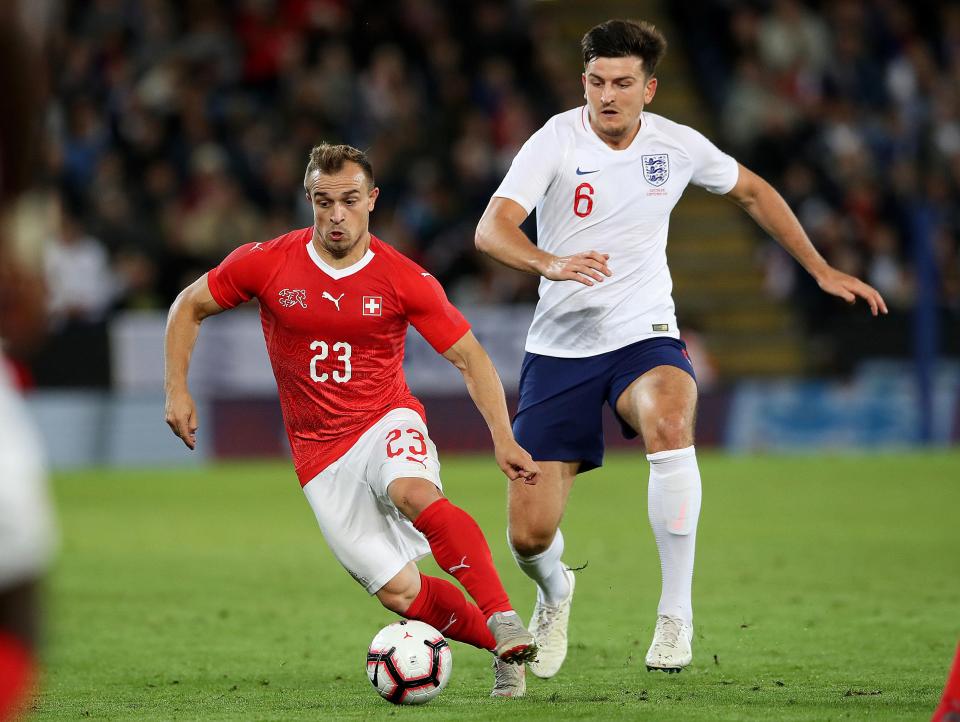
[644,75,658,104]
[581,72,587,99]
[368,185,379,210]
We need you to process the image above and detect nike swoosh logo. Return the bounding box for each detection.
[576,167,599,175]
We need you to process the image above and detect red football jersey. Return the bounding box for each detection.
[207,228,470,484]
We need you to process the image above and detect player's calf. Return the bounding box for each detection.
[412,498,513,618]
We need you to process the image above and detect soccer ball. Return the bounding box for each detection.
[366,620,453,705]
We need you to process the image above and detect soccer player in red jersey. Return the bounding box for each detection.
[164,143,538,697]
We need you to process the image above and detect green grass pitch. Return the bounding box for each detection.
[35,450,960,720]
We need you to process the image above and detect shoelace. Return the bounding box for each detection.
[656,617,682,649]
[534,602,564,641]
[493,660,520,690]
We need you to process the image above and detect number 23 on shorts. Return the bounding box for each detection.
[386,428,428,459]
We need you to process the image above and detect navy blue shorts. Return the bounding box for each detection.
[512,337,695,473]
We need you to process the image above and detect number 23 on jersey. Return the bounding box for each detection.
[309,340,352,383]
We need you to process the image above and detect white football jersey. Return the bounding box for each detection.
[494,107,740,357]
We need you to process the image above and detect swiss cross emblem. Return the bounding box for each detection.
[362,296,382,316]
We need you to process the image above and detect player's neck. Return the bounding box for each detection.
[588,111,643,151]
[311,231,372,269]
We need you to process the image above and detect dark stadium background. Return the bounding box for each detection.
[15,0,959,464]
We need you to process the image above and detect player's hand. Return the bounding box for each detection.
[165,388,199,450]
[816,266,888,316]
[495,440,541,485]
[542,251,612,286]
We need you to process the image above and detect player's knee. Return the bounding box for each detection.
[509,527,555,558]
[647,413,693,452]
[388,478,443,521]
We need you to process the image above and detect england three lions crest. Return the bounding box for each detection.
[642,154,670,186]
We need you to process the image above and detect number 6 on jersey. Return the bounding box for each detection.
[573,182,594,218]
[310,340,352,383]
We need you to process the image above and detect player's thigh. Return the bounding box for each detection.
[303,468,420,594]
[508,460,578,551]
[615,365,697,453]
[363,410,443,510]
[513,351,608,473]
[303,411,440,596]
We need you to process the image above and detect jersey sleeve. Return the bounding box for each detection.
[392,262,471,354]
[492,118,562,214]
[675,124,740,195]
[206,242,270,309]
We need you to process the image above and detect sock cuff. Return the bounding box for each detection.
[404,573,432,619]
[508,528,564,563]
[646,445,696,464]
[412,497,452,532]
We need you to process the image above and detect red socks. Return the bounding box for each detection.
[412,498,511,618]
[404,574,496,651]
[933,642,960,722]
[0,632,35,721]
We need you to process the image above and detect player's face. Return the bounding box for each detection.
[306,163,379,259]
[582,56,657,144]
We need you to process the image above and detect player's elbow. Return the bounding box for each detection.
[474,221,492,256]
[474,212,501,256]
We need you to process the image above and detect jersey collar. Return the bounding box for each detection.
[305,239,376,280]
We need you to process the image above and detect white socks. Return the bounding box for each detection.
[647,445,701,626]
[509,528,571,605]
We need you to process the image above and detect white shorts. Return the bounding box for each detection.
[302,407,442,595]
[0,376,56,588]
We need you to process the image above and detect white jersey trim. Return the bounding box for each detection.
[305,241,376,279]
[525,327,680,358]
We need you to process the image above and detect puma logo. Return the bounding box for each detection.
[439,613,457,633]
[448,556,470,574]
[321,291,344,310]
[671,499,689,533]
[405,456,426,468]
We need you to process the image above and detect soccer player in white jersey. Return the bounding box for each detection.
[475,19,887,676]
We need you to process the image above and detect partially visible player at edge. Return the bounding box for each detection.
[475,19,888,680]
[164,144,538,697]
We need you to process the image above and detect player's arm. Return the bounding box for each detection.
[163,273,226,450]
[475,197,612,286]
[725,163,888,316]
[441,330,541,485]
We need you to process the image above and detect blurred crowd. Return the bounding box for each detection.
[45,0,582,336]
[675,0,960,326]
[32,0,960,385]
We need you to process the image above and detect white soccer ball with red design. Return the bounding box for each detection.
[366,620,452,705]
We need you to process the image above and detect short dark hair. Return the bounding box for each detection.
[303,143,375,191]
[581,19,667,77]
